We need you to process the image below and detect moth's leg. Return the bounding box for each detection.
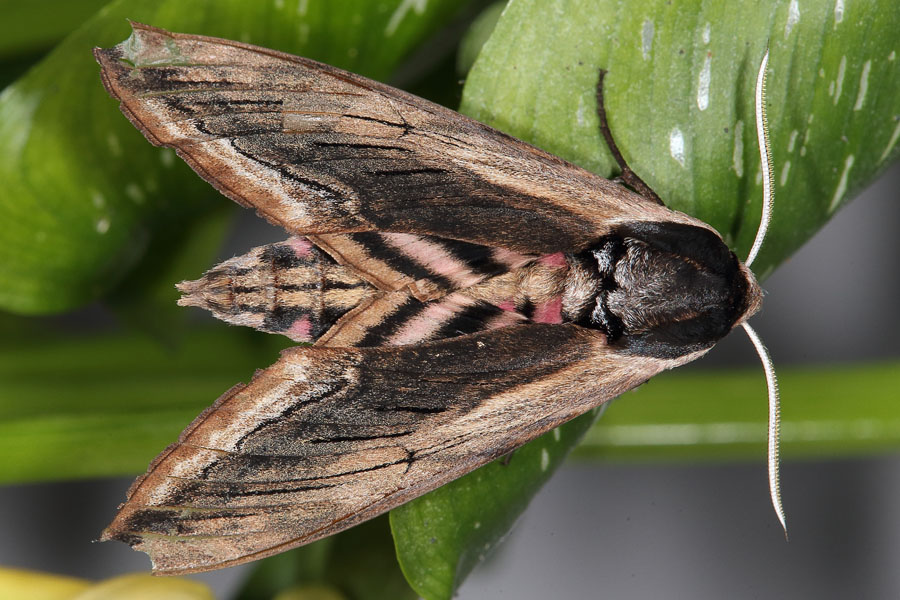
[596,70,664,206]
[500,450,516,466]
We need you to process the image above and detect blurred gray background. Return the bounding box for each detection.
[1,163,897,598]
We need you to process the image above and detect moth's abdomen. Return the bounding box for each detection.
[575,221,762,359]
[177,237,376,341]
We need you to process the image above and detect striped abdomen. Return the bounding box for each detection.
[177,237,375,342]
[176,236,586,347]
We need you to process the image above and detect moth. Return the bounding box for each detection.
[94,23,783,574]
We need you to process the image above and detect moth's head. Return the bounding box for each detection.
[735,261,764,324]
[579,221,762,359]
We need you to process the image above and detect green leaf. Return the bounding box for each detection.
[576,362,900,461]
[236,517,415,600]
[391,409,601,599]
[0,0,470,314]
[0,327,290,483]
[455,1,504,76]
[0,0,109,59]
[461,0,900,278]
[391,1,900,597]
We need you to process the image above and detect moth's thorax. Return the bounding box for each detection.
[568,221,761,359]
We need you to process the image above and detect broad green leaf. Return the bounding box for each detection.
[577,361,900,461]
[391,1,900,597]
[461,0,900,278]
[455,1,504,76]
[0,327,289,483]
[391,409,601,600]
[0,0,470,314]
[0,0,109,59]
[236,517,415,600]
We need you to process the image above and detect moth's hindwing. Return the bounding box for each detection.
[308,232,536,301]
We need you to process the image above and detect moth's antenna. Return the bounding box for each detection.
[743,47,786,537]
[742,322,787,538]
[746,48,773,268]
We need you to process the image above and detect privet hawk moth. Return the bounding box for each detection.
[94,23,782,574]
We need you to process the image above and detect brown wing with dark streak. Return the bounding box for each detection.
[100,324,676,574]
[93,23,697,256]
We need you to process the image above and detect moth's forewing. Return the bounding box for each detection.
[93,23,705,255]
[101,324,700,574]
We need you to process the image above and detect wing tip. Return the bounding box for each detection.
[99,516,148,558]
[94,21,186,75]
[99,525,176,576]
[94,27,176,148]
